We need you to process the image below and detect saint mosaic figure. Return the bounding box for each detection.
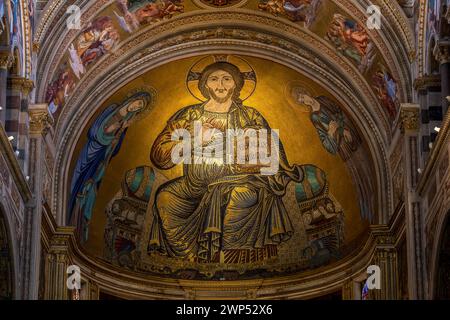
[69,92,153,241]
[293,88,361,161]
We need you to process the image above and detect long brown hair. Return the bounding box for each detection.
[198,62,244,102]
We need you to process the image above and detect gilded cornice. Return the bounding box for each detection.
[378,0,415,53]
[34,0,77,44]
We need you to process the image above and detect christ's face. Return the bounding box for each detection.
[205,70,236,103]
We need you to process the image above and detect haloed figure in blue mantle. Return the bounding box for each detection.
[68,92,151,242]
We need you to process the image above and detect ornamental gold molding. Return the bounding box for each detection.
[400,103,420,133]
[20,0,32,77]
[417,0,428,77]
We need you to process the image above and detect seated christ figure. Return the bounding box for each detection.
[148,61,326,263]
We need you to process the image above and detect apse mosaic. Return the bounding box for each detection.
[46,0,400,126]
[68,55,372,279]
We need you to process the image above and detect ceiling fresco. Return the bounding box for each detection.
[68,55,372,280]
[44,0,401,129]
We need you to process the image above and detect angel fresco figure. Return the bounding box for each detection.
[71,16,119,70]
[45,64,75,117]
[258,0,321,27]
[325,13,376,74]
[148,58,328,264]
[293,88,360,161]
[372,67,400,120]
[115,0,183,32]
[69,92,152,242]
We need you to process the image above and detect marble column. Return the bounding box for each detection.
[373,246,399,300]
[18,80,34,175]
[399,104,426,299]
[21,104,52,299]
[341,280,354,300]
[45,231,73,300]
[6,77,34,171]
[0,50,12,125]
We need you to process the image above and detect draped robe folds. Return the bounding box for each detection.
[69,105,133,241]
[149,102,326,262]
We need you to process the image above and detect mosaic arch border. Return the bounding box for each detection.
[48,11,395,141]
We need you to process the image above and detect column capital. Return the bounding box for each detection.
[414,74,441,91]
[433,39,450,65]
[7,76,35,95]
[400,103,420,134]
[29,104,53,136]
[0,50,13,70]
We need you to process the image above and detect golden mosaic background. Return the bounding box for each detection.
[68,55,369,260]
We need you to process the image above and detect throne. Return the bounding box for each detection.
[104,166,155,269]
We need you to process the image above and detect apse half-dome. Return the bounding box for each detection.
[68,55,374,280]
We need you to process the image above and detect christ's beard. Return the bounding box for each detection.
[209,87,234,104]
